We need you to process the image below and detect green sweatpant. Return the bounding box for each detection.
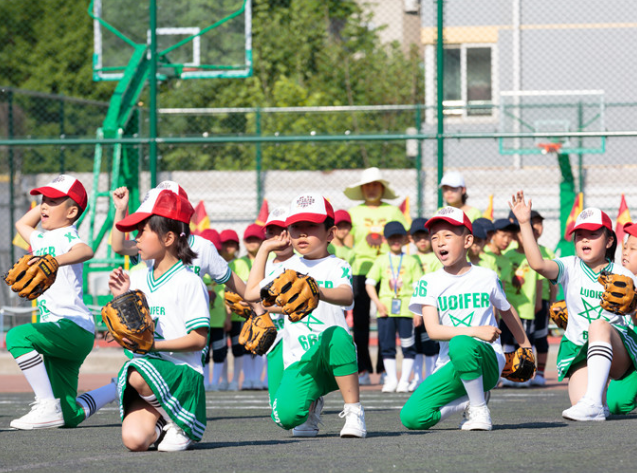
[267,341,284,408]
[6,319,94,428]
[607,370,637,415]
[271,326,358,430]
[400,335,500,430]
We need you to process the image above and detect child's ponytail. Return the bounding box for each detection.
[148,215,198,265]
[604,228,618,262]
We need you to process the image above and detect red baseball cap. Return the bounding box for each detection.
[425,206,473,233]
[200,228,222,251]
[155,180,189,200]
[286,193,335,226]
[115,188,194,232]
[569,208,612,235]
[244,223,266,240]
[265,207,288,228]
[334,209,352,225]
[31,175,88,213]
[220,229,240,244]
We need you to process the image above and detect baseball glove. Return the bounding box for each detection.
[4,254,59,300]
[502,347,536,383]
[598,271,637,315]
[224,290,253,319]
[260,269,320,322]
[239,312,277,356]
[101,290,155,354]
[549,300,568,330]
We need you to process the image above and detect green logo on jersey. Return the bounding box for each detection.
[64,232,77,242]
[293,313,324,331]
[578,298,605,323]
[450,311,475,327]
[438,293,489,311]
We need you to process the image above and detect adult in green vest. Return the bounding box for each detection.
[344,168,407,385]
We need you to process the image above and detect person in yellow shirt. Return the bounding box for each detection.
[439,171,482,222]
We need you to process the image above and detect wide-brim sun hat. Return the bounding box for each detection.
[343,167,398,201]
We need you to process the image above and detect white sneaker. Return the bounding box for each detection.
[604,404,610,418]
[217,381,229,391]
[459,391,490,429]
[358,372,371,386]
[157,422,193,452]
[396,380,410,393]
[242,379,254,390]
[530,373,546,386]
[339,404,367,438]
[381,377,398,393]
[461,404,492,431]
[408,378,421,392]
[205,383,219,392]
[227,380,239,391]
[292,397,324,437]
[562,398,606,422]
[379,373,386,385]
[10,398,64,430]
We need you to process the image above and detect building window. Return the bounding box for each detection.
[425,43,497,121]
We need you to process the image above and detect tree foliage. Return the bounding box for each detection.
[0,0,424,172]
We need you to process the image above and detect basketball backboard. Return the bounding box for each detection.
[89,0,252,81]
[498,90,605,155]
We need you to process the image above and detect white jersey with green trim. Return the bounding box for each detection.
[132,234,231,284]
[29,226,94,333]
[260,254,354,368]
[553,256,637,346]
[408,265,509,372]
[129,260,210,374]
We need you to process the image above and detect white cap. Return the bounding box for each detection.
[286,193,335,226]
[570,208,612,235]
[439,171,466,189]
[425,206,473,233]
[155,180,189,199]
[343,167,398,200]
[265,206,289,228]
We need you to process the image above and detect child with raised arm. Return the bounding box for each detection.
[109,187,209,451]
[244,193,366,438]
[509,191,637,421]
[400,207,531,431]
[6,175,103,430]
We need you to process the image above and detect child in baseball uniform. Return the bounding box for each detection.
[328,209,354,263]
[401,207,531,431]
[108,187,209,452]
[262,206,295,406]
[244,193,366,438]
[509,192,637,421]
[366,221,423,393]
[484,218,515,285]
[6,175,102,430]
[408,217,440,390]
[605,222,637,415]
[231,224,266,390]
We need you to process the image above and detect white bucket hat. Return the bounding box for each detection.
[343,167,398,201]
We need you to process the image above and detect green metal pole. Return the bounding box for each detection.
[8,90,15,263]
[255,108,263,215]
[415,105,424,217]
[148,0,158,187]
[436,0,445,208]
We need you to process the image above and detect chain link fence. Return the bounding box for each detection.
[1,0,637,307]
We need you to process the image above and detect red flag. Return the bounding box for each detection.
[399,197,412,226]
[190,201,210,236]
[255,199,269,226]
[483,194,494,221]
[616,194,632,245]
[564,193,583,242]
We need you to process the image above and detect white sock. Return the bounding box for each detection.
[76,381,118,420]
[222,359,229,383]
[424,355,437,379]
[503,344,516,353]
[383,358,397,383]
[399,358,415,384]
[243,356,255,383]
[212,362,225,385]
[439,395,469,422]
[232,356,243,383]
[412,354,424,383]
[16,351,55,400]
[461,376,487,407]
[203,363,210,386]
[344,402,362,410]
[586,341,613,405]
[140,393,170,422]
[154,417,167,443]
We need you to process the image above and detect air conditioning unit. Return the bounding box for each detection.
[404,0,420,15]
